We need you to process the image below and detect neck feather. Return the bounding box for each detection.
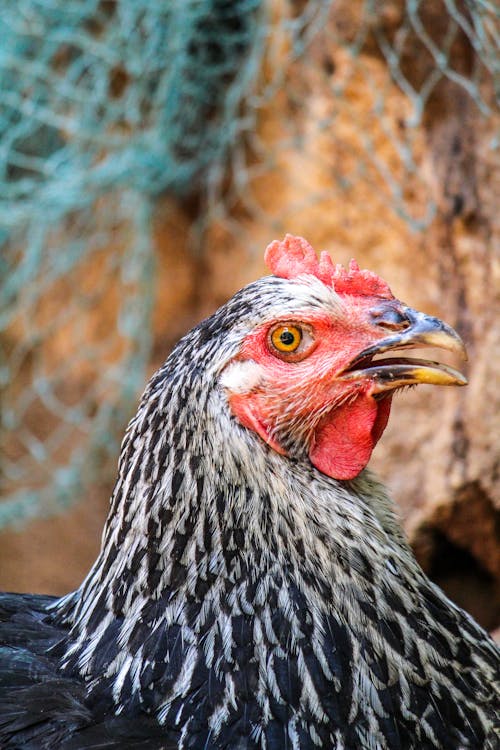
[54,339,421,716]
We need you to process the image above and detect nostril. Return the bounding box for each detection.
[371,308,411,332]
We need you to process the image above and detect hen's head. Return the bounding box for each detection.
[220,235,466,480]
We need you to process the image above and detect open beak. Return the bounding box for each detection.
[338,307,468,391]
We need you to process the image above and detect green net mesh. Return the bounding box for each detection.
[0,0,264,525]
[1,0,498,527]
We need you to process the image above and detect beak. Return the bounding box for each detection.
[338,307,468,391]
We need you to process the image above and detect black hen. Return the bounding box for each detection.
[1,235,498,749]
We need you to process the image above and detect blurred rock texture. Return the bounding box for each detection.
[1,1,499,632]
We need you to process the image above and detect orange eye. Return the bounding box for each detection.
[268,322,316,361]
[270,325,303,353]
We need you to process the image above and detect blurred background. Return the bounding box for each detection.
[0,1,498,634]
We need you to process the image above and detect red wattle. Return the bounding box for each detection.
[309,395,392,480]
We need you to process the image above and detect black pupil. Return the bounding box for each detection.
[280,330,296,346]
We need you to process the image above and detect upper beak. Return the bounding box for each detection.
[339,307,468,391]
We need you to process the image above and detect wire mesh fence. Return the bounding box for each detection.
[1,0,498,527]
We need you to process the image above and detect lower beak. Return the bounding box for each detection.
[339,308,468,391]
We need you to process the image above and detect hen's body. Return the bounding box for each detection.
[1,240,498,749]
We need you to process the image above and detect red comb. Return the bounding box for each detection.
[264,234,393,298]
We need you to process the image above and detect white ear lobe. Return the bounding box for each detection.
[220,360,264,394]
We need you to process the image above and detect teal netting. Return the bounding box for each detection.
[1,1,498,526]
[0,0,264,525]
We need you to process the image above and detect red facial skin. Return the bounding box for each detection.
[227,299,394,481]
